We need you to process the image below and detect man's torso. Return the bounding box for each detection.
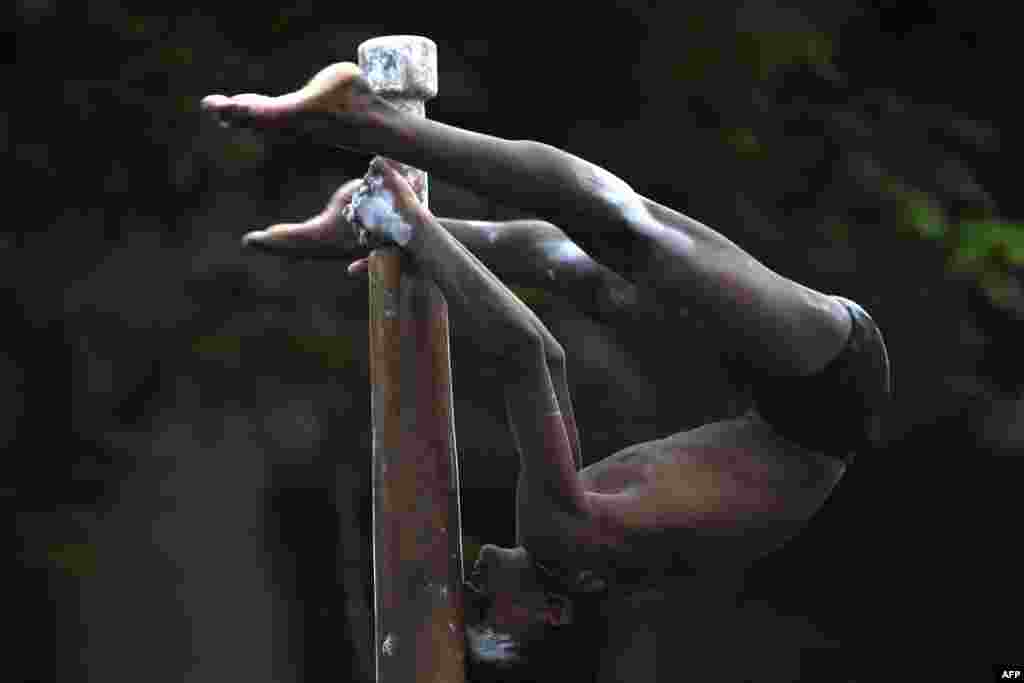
[569,414,845,573]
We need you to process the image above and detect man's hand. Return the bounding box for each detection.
[241,178,374,277]
[346,158,427,250]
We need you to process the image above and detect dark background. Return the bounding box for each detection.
[15,1,1021,681]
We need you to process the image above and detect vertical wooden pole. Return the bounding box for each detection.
[360,36,465,683]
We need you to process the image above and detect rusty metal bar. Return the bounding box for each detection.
[359,36,465,683]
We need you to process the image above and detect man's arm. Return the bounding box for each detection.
[352,159,589,509]
[425,218,587,470]
[245,182,604,466]
[504,348,590,525]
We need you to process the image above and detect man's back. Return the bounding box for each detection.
[595,571,746,683]
[573,414,845,573]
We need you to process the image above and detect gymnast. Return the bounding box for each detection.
[202,62,890,682]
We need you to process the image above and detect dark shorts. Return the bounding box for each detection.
[749,296,892,465]
[534,298,891,599]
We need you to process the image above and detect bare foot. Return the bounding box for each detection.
[242,178,374,277]
[240,160,428,276]
[241,178,365,256]
[200,62,377,140]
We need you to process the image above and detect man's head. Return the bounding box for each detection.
[464,544,579,680]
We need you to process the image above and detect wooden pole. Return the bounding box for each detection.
[359,36,465,683]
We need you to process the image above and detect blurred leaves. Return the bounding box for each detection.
[737,27,836,80]
[954,221,1024,271]
[217,129,270,176]
[901,188,1024,303]
[191,333,245,367]
[905,195,946,241]
[661,7,837,86]
[191,333,360,371]
[48,543,97,578]
[724,127,762,157]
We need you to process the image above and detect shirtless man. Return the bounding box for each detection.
[202,61,890,682]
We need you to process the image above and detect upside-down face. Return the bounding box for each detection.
[463,544,573,669]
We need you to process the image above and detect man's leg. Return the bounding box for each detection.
[368,113,853,377]
[205,64,850,376]
[245,186,659,331]
[437,219,676,327]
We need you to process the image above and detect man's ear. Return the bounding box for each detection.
[539,593,573,627]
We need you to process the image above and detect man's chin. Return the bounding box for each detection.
[465,623,523,668]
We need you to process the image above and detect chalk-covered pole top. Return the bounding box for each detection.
[356,35,437,205]
[357,35,438,109]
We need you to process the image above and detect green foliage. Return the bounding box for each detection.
[905,195,947,241]
[649,5,1020,312]
[215,130,269,177]
[48,543,97,578]
[191,333,358,371]
[953,220,1024,270]
[736,28,835,80]
[723,127,762,157]
[191,333,244,368]
[912,198,1015,302]
[664,10,835,84]
[285,333,359,371]
[159,44,196,67]
[901,188,1024,302]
